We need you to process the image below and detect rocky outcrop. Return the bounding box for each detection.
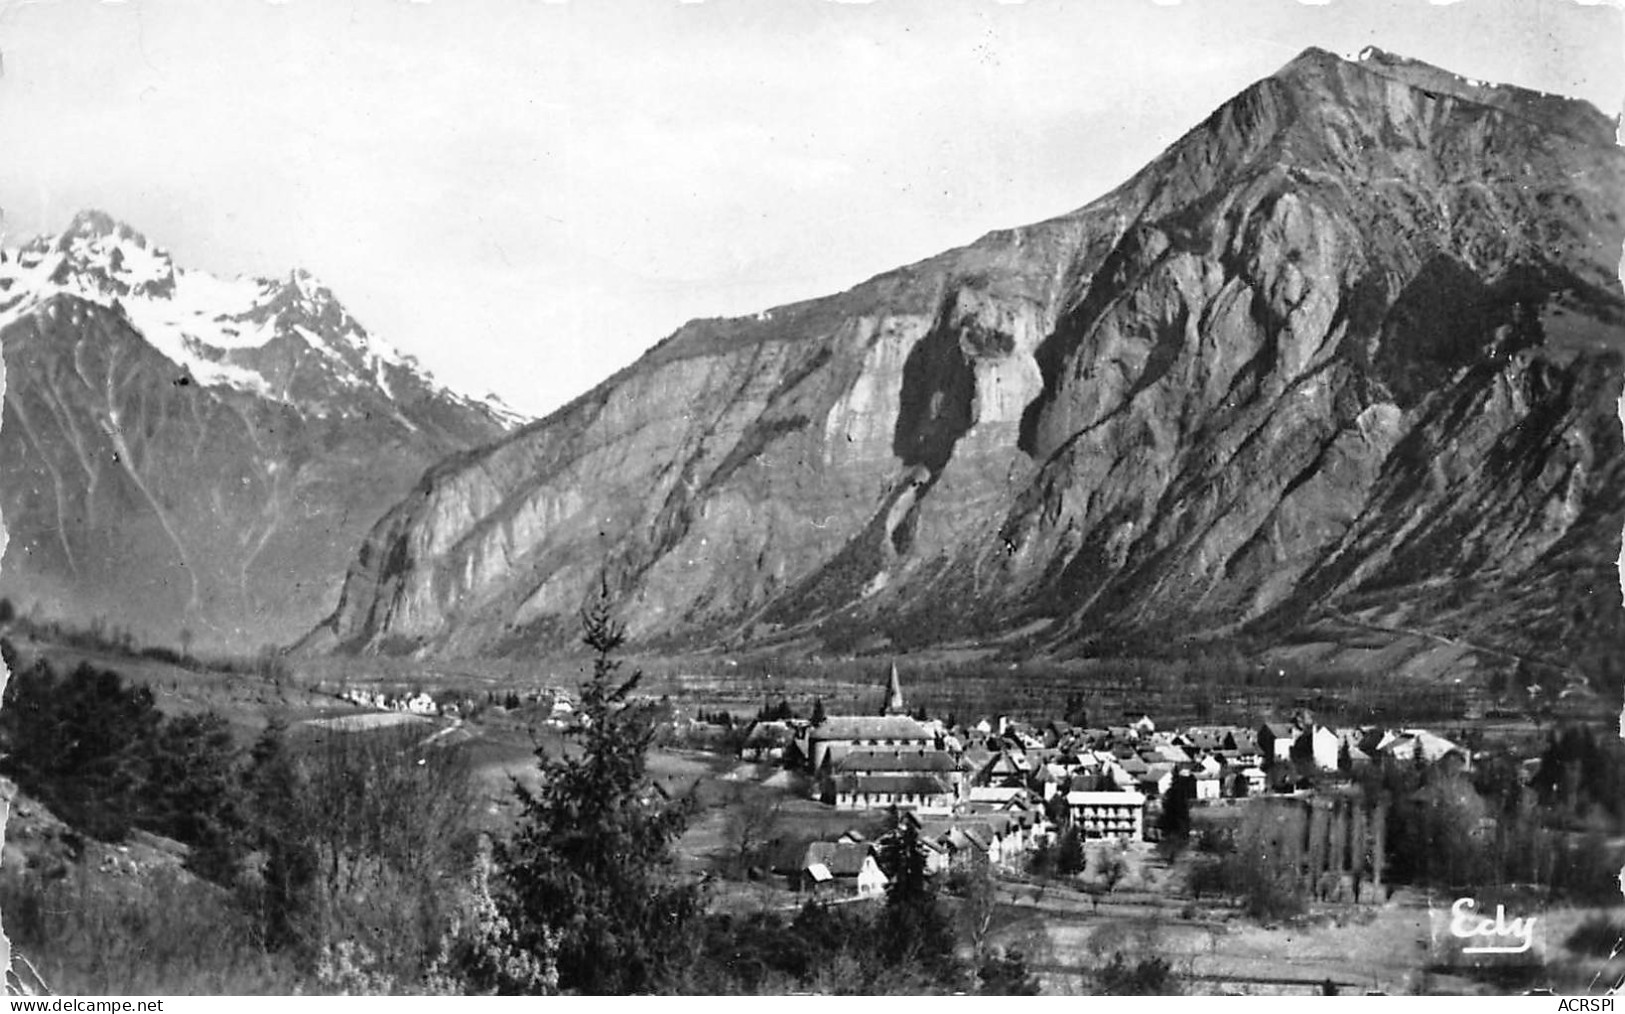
[310,48,1625,675]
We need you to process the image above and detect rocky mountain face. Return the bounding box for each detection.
[308,48,1625,681]
[0,211,522,650]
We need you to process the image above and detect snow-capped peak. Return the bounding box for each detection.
[31,208,180,302]
[0,209,508,422]
[473,391,531,429]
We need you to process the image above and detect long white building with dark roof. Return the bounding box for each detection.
[805,715,939,771]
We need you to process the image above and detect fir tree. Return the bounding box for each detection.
[875,807,959,987]
[492,591,702,994]
[1158,772,1194,841]
[245,717,319,953]
[1055,826,1086,875]
[143,710,245,882]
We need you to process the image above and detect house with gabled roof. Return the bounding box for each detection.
[975,748,1032,787]
[1148,743,1192,765]
[1033,764,1062,800]
[1231,727,1263,756]
[1220,765,1267,797]
[1077,728,1112,748]
[1377,729,1470,769]
[1119,755,1151,778]
[1139,762,1176,799]
[967,784,1031,807]
[740,719,796,762]
[1257,722,1297,764]
[1293,724,1341,771]
[1179,726,1241,753]
[800,841,887,898]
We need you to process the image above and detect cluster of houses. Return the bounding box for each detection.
[339,686,446,716]
[746,664,1473,897]
[338,684,580,726]
[774,809,1050,900]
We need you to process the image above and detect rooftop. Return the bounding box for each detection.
[835,749,957,774]
[1066,790,1148,806]
[836,774,953,796]
[803,841,876,878]
[812,715,935,741]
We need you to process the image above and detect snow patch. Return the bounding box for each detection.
[119,301,276,397]
[0,215,491,414]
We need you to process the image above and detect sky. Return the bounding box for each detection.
[1,0,1621,420]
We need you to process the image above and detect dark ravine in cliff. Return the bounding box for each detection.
[306,48,1625,681]
[0,213,522,650]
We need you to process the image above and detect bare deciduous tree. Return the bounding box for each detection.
[721,783,782,879]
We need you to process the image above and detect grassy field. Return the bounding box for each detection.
[10,633,353,740]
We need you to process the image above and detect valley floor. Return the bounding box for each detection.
[2,635,1620,995]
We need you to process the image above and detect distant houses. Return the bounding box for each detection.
[741,660,1479,883]
[740,719,796,762]
[1373,728,1470,770]
[339,686,444,717]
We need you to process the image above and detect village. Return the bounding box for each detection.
[313,652,1625,994]
[719,663,1480,902]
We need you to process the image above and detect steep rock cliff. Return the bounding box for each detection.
[310,48,1625,675]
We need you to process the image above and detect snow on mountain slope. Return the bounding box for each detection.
[0,209,526,425]
[0,209,526,651]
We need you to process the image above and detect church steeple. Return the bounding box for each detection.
[881,660,905,716]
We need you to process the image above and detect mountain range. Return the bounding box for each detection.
[301,47,1625,687]
[5,45,1619,688]
[0,210,523,650]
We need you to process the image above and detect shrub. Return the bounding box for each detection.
[1209,804,1307,922]
[0,864,299,994]
[1096,953,1180,995]
[242,720,483,990]
[978,948,1040,995]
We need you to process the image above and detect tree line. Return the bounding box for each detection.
[0,606,1048,995]
[0,639,485,990]
[1167,741,1624,922]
